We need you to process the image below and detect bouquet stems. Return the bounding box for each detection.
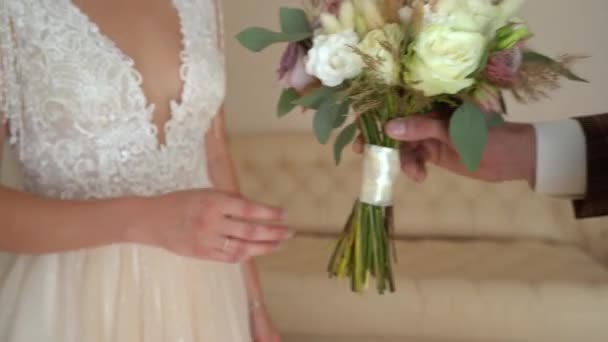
[328,201,396,293]
[328,94,400,294]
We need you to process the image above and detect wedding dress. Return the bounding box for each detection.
[0,0,251,341]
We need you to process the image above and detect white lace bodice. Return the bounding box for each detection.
[0,0,225,199]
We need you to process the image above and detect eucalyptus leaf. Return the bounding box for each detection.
[522,51,555,64]
[449,102,488,173]
[313,99,341,144]
[293,86,335,110]
[236,27,311,52]
[277,88,300,117]
[334,123,358,165]
[333,99,351,128]
[280,7,312,34]
[522,51,588,83]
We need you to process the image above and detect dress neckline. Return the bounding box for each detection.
[67,0,190,149]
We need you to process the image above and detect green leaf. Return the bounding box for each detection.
[277,88,300,117]
[293,86,335,110]
[449,102,488,173]
[486,112,505,128]
[280,7,312,34]
[495,25,533,51]
[522,51,588,83]
[522,51,553,64]
[379,106,390,122]
[236,27,312,52]
[313,99,341,144]
[333,123,357,165]
[333,99,351,128]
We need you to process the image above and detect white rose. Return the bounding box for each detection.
[404,25,487,96]
[357,24,404,85]
[495,0,524,29]
[432,0,498,33]
[305,30,364,87]
[429,0,524,34]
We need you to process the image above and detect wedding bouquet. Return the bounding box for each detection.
[237,0,587,294]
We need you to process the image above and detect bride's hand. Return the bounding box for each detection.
[250,303,281,342]
[128,189,291,263]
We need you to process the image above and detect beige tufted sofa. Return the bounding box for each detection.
[231,133,608,342]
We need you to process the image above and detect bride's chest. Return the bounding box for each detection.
[9,0,225,146]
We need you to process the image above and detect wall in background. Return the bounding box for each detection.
[223,0,608,133]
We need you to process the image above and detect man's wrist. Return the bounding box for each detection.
[506,123,537,187]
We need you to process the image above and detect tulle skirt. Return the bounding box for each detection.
[0,244,251,342]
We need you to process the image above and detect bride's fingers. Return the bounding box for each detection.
[198,249,242,263]
[217,237,280,261]
[195,235,281,263]
[222,220,292,243]
[223,196,286,223]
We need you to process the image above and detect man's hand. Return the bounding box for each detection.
[355,114,537,186]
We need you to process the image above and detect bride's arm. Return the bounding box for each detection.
[0,123,151,253]
[205,107,276,315]
[0,116,287,259]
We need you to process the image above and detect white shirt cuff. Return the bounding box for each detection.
[533,119,587,198]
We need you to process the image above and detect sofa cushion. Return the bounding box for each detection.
[257,236,608,341]
[231,133,582,243]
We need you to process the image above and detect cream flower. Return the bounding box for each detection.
[429,0,524,34]
[404,25,487,96]
[433,0,498,32]
[358,24,404,85]
[305,30,364,87]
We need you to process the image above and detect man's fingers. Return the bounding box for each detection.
[420,139,442,165]
[352,134,364,154]
[386,117,450,144]
[399,143,427,183]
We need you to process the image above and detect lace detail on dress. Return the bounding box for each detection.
[0,1,24,147]
[0,0,226,199]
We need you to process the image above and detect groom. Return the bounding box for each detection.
[383,113,608,219]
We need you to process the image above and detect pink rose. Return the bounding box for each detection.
[277,43,317,91]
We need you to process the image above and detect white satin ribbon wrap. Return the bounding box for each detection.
[359,145,400,207]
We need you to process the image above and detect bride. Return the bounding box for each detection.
[0,0,289,341]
